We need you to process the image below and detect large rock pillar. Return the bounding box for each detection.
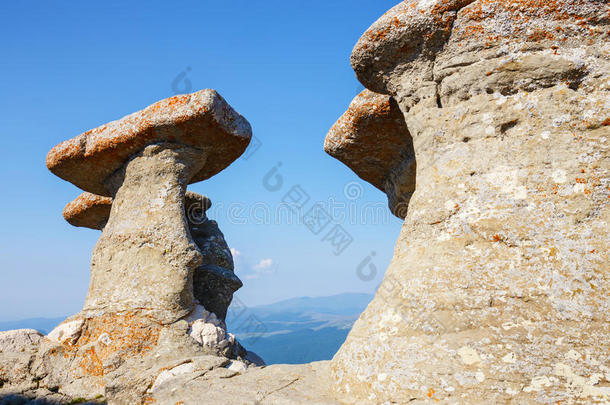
[328,1,609,403]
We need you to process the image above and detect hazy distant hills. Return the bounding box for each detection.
[0,292,372,365]
[229,293,373,364]
[0,317,66,335]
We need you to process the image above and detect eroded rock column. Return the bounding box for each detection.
[33,89,254,400]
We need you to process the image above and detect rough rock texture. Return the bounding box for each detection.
[189,217,242,321]
[0,90,263,403]
[0,331,43,398]
[63,191,211,231]
[0,330,42,354]
[85,143,206,324]
[325,90,416,218]
[46,89,252,197]
[150,361,341,405]
[63,193,112,230]
[46,89,251,325]
[0,308,257,403]
[329,0,610,403]
[0,322,337,404]
[0,330,71,404]
[62,190,241,321]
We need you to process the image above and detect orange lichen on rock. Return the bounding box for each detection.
[325,89,416,219]
[325,90,413,191]
[456,0,608,45]
[61,313,162,377]
[63,192,112,230]
[46,89,252,196]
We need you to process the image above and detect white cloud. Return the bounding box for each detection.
[229,250,275,279]
[254,258,273,270]
[245,258,277,280]
[230,248,242,273]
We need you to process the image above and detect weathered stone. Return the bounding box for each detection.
[226,360,248,373]
[64,191,213,231]
[0,330,43,397]
[84,143,206,324]
[185,195,243,321]
[150,361,341,405]
[193,265,243,321]
[0,330,42,354]
[46,320,84,345]
[10,89,260,403]
[329,1,610,403]
[46,89,252,197]
[62,193,112,230]
[62,190,242,321]
[350,0,474,102]
[13,308,253,403]
[325,89,415,218]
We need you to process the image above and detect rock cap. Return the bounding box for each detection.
[351,0,473,95]
[325,90,415,218]
[47,89,252,196]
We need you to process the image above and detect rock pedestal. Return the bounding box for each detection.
[63,189,244,323]
[86,143,205,323]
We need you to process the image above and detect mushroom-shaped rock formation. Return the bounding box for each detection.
[63,191,242,321]
[329,1,610,403]
[46,89,251,324]
[325,89,415,218]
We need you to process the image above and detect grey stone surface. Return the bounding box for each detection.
[0,331,43,400]
[151,361,341,405]
[0,330,42,354]
[85,143,206,324]
[186,193,243,320]
[1,89,262,404]
[63,188,242,322]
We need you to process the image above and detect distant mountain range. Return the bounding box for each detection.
[0,317,66,335]
[229,293,373,364]
[0,292,373,365]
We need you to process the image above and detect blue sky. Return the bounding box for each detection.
[0,0,403,321]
